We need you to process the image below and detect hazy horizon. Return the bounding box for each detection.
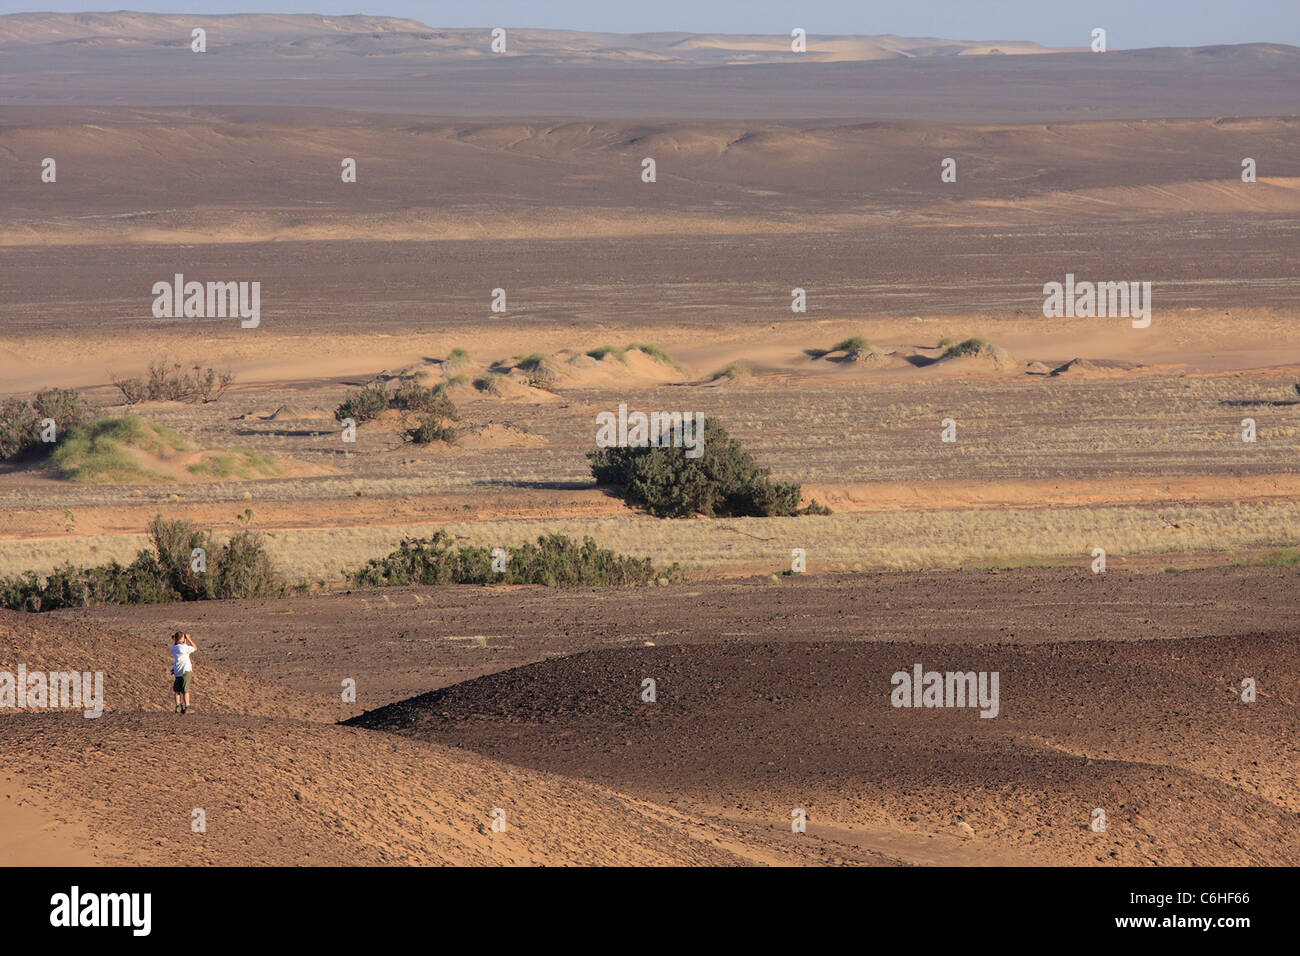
[1,2,1298,50]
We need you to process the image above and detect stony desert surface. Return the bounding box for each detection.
[1,13,1297,866]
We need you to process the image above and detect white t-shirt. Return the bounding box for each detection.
[172,644,197,676]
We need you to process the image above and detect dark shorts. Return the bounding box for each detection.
[173,671,191,694]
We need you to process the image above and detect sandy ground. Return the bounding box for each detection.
[3,567,1297,866]
[2,13,1298,867]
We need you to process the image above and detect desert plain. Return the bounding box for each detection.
[1,12,1298,866]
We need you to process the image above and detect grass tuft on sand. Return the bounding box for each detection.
[50,416,188,483]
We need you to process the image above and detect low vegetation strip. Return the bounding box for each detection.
[0,516,284,612]
[0,521,673,611]
[348,530,672,588]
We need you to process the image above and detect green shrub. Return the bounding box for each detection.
[515,354,549,372]
[390,378,458,418]
[212,530,280,599]
[831,336,871,353]
[0,515,284,611]
[505,533,664,587]
[587,416,827,518]
[514,354,560,389]
[710,361,752,381]
[334,381,391,423]
[942,337,989,359]
[336,378,459,424]
[0,387,93,462]
[473,374,504,396]
[347,531,667,588]
[626,343,684,371]
[587,346,628,363]
[405,415,458,445]
[445,347,471,369]
[349,532,491,587]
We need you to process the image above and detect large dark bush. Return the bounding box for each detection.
[587,416,827,518]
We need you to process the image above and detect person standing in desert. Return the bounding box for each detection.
[170,631,199,714]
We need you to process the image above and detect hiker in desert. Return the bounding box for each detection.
[170,631,198,714]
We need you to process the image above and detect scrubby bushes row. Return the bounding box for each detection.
[0,515,283,612]
[348,530,669,588]
[0,388,93,462]
[588,416,829,518]
[111,360,234,404]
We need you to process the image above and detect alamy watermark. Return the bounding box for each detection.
[0,665,103,717]
[891,664,999,718]
[151,273,260,328]
[595,404,705,458]
[1043,273,1151,328]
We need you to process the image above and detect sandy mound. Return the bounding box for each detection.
[0,609,336,720]
[842,348,915,369]
[0,609,755,865]
[552,349,685,386]
[51,416,331,485]
[456,422,548,450]
[927,343,1017,373]
[349,635,1300,865]
[1051,358,1140,377]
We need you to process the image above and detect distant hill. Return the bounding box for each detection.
[2,12,1296,120]
[0,12,1059,62]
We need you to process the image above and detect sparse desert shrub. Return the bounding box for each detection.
[111,360,233,404]
[211,529,280,599]
[626,343,684,371]
[514,354,560,389]
[0,388,93,462]
[831,336,871,353]
[587,416,828,518]
[347,530,666,588]
[504,533,666,587]
[147,513,217,600]
[348,532,491,587]
[336,377,459,425]
[473,374,504,396]
[942,337,990,359]
[937,337,955,349]
[390,378,458,419]
[587,346,628,363]
[445,347,470,369]
[710,361,752,381]
[334,380,391,423]
[443,373,470,389]
[404,415,458,445]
